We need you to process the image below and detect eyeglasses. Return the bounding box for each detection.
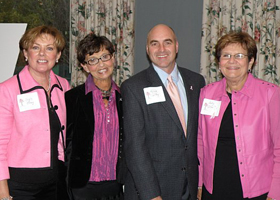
[220,53,248,60]
[84,54,113,66]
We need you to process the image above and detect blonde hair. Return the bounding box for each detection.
[19,25,65,53]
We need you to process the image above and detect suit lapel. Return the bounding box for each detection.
[147,66,184,133]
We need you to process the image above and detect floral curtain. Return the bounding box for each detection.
[200,0,280,85]
[70,0,135,87]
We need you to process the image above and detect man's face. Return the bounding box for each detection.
[146,24,178,74]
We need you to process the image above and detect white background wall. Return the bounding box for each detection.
[0,23,27,82]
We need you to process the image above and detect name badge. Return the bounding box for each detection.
[201,98,221,118]
[17,92,41,112]
[144,86,166,105]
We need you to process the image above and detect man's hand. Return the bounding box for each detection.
[151,196,162,200]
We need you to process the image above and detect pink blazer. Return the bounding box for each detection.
[0,66,70,181]
[198,74,280,199]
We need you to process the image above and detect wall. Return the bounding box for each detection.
[134,0,203,74]
[0,23,27,82]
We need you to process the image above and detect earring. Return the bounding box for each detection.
[56,59,59,63]
[248,69,251,73]
[25,57,28,62]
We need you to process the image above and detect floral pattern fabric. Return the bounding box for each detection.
[70,0,135,87]
[200,0,280,85]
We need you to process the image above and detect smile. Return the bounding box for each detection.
[226,66,240,70]
[98,68,107,74]
[157,55,168,58]
[37,60,48,63]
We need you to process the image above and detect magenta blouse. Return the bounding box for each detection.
[85,75,119,182]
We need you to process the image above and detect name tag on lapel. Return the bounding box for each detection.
[201,98,221,118]
[17,92,41,112]
[144,86,166,105]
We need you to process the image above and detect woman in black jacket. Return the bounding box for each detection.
[65,33,126,200]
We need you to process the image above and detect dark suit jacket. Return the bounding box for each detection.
[121,66,205,200]
[64,83,126,188]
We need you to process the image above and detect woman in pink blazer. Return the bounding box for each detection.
[197,32,280,200]
[0,26,70,200]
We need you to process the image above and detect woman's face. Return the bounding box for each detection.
[219,43,254,85]
[81,48,115,82]
[24,34,61,76]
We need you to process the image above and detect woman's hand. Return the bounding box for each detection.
[0,179,10,198]
[197,188,202,200]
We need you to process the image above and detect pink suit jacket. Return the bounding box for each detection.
[198,74,280,199]
[0,66,70,181]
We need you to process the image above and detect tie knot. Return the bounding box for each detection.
[168,75,174,83]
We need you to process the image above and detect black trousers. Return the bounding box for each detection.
[8,161,69,200]
[8,179,56,200]
[69,180,123,200]
[202,185,268,200]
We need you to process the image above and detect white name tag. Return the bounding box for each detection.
[201,98,221,118]
[144,86,166,105]
[17,92,41,112]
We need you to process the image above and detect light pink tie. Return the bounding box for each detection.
[166,75,187,136]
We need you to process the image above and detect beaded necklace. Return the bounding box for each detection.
[96,84,112,100]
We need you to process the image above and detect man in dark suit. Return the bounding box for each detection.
[121,24,205,200]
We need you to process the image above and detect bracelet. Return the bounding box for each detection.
[0,196,13,200]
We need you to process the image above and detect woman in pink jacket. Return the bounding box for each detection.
[197,32,280,200]
[0,26,70,200]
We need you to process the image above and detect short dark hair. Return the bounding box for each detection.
[215,31,257,66]
[77,33,115,64]
[19,25,65,53]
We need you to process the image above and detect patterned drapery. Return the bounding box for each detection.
[70,0,135,87]
[200,0,280,85]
